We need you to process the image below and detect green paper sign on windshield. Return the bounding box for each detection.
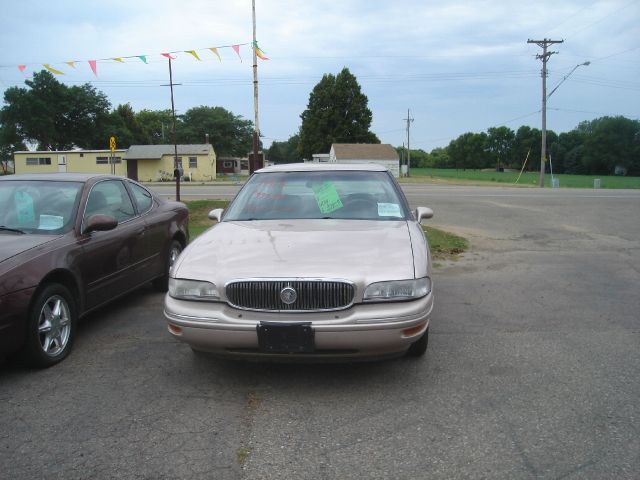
[15,191,35,225]
[312,182,343,214]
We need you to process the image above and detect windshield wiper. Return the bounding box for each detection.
[0,226,26,234]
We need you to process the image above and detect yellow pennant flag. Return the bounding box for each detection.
[185,50,201,61]
[112,57,125,63]
[43,64,65,75]
[209,47,222,61]
[255,47,269,60]
[65,61,76,68]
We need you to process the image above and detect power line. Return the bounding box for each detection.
[565,0,639,39]
[569,75,640,91]
[549,107,640,119]
[543,0,600,35]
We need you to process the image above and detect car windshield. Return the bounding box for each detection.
[224,170,410,221]
[0,180,82,234]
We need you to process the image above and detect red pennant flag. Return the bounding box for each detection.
[18,65,26,73]
[232,44,242,62]
[88,60,97,76]
[161,53,177,60]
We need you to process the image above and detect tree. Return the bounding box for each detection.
[102,103,150,148]
[0,71,110,151]
[0,123,26,173]
[581,116,640,175]
[514,126,541,171]
[429,147,450,168]
[179,106,252,156]
[486,126,515,171]
[135,109,175,144]
[394,147,429,168]
[298,68,379,159]
[447,132,490,170]
[267,134,300,163]
[554,130,585,174]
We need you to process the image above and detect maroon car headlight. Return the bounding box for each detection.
[168,278,220,301]
[363,277,431,302]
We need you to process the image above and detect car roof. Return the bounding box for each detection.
[255,163,390,173]
[0,173,121,183]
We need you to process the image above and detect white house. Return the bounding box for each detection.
[328,143,400,177]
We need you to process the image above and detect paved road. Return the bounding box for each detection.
[2,185,639,479]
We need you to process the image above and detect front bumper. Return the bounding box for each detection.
[164,292,433,359]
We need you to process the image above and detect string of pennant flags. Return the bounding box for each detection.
[13,41,269,77]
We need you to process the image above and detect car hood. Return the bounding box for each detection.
[173,220,417,285]
[0,233,58,264]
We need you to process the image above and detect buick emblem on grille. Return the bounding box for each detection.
[280,286,297,305]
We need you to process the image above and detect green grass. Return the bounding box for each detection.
[186,199,468,261]
[237,447,249,467]
[423,225,469,261]
[186,199,228,238]
[408,168,640,189]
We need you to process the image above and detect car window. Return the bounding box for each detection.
[224,170,409,221]
[84,180,136,223]
[0,180,82,234]
[128,182,154,214]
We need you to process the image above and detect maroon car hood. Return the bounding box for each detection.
[0,234,58,264]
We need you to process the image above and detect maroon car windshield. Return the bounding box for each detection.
[0,180,82,234]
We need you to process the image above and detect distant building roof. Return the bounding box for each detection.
[331,143,399,161]
[124,144,212,160]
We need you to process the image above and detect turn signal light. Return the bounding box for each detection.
[168,324,183,335]
[403,323,426,337]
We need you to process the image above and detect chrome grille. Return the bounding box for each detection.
[226,279,355,312]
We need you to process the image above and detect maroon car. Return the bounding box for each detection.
[0,173,188,367]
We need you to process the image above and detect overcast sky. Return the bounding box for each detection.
[1,0,638,152]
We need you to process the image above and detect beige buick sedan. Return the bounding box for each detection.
[164,163,434,360]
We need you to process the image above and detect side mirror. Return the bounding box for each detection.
[414,207,434,223]
[82,214,118,234]
[208,208,224,222]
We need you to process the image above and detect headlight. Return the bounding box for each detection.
[363,277,431,302]
[168,278,220,301]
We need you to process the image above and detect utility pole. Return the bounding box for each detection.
[528,38,563,187]
[161,57,182,201]
[167,57,181,201]
[404,109,414,177]
[250,0,261,174]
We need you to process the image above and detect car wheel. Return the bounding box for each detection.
[153,239,182,292]
[24,283,76,368]
[405,327,429,357]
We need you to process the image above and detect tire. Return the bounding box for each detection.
[24,283,76,368]
[406,327,429,357]
[153,239,182,292]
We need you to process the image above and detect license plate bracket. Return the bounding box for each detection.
[257,321,315,353]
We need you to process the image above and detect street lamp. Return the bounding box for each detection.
[547,61,590,99]
[538,60,590,187]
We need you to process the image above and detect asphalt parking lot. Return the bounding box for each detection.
[2,185,639,479]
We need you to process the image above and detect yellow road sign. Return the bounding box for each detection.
[109,136,116,152]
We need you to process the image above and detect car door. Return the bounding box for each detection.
[126,180,167,281]
[77,179,146,309]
